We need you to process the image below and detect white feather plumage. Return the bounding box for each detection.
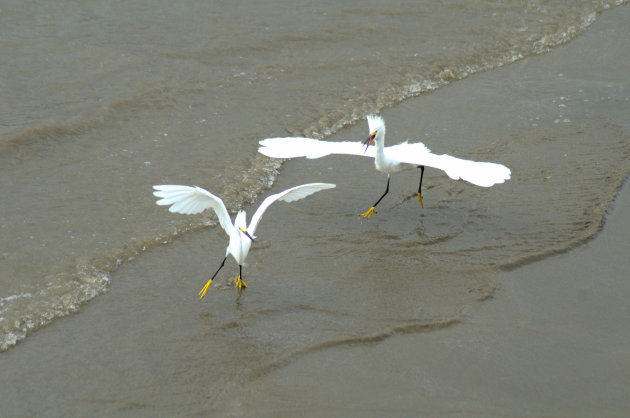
[153,182,336,296]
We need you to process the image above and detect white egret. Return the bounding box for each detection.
[258,115,511,219]
[153,183,336,298]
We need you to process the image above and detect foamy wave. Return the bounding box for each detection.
[0,270,110,351]
[0,152,281,352]
[297,1,623,141]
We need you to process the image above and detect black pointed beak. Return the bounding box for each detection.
[240,228,255,242]
[363,133,375,154]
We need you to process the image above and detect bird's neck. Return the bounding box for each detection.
[374,132,386,155]
[234,211,248,231]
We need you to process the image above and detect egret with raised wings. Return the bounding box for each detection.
[153,183,336,298]
[258,115,510,219]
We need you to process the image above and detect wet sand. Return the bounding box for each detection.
[231,178,630,416]
[215,7,630,417]
[0,5,628,417]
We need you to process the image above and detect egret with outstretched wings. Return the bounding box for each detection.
[258,115,510,218]
[153,183,336,298]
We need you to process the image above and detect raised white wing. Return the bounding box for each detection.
[248,183,336,234]
[258,137,376,159]
[385,143,511,187]
[153,185,234,234]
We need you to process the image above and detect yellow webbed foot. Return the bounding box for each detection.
[360,206,376,219]
[235,275,248,289]
[198,278,213,299]
[417,192,424,208]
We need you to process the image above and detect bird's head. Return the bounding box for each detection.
[363,114,385,153]
[234,211,254,241]
[239,227,255,242]
[363,131,377,153]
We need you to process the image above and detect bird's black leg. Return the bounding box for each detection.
[373,176,391,208]
[360,177,390,219]
[211,256,228,280]
[417,165,425,208]
[198,256,227,299]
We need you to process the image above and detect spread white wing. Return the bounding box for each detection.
[248,183,336,235]
[384,143,511,187]
[153,185,234,234]
[259,137,510,188]
[258,137,376,159]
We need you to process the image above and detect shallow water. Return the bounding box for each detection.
[1,0,627,351]
[1,1,629,413]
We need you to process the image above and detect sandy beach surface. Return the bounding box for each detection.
[227,180,630,416]
[214,7,630,416]
[1,4,628,417]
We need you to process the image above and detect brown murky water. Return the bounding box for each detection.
[1,0,629,415]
